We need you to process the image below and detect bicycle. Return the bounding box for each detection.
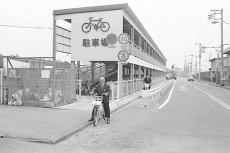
[82,17,110,33]
[91,95,106,127]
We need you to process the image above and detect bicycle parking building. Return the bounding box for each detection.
[0,3,167,107]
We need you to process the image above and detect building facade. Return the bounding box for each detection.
[53,4,167,99]
[209,47,230,85]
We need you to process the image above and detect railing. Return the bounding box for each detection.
[76,77,165,101]
[109,81,118,100]
[134,79,143,92]
[128,41,165,69]
[0,69,3,104]
[118,79,144,98]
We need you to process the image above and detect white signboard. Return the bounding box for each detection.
[70,10,123,62]
[41,70,50,79]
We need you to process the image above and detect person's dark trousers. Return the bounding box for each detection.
[102,100,110,119]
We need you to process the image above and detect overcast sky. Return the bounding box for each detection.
[1,0,230,71]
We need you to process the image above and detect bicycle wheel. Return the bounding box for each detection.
[93,107,98,127]
[82,23,91,33]
[100,22,110,32]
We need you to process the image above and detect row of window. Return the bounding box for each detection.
[56,26,71,54]
[123,17,166,66]
[56,26,71,38]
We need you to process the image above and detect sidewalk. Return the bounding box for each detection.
[203,81,230,91]
[0,80,166,144]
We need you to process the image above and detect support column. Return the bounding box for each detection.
[137,65,142,91]
[138,65,142,79]
[77,61,81,80]
[130,63,134,93]
[117,62,123,99]
[147,68,150,76]
[143,67,147,78]
[90,61,95,82]
[52,16,56,106]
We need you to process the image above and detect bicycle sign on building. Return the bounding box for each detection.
[81,17,110,33]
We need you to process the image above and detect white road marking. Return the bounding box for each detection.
[193,85,230,110]
[149,81,173,96]
[157,80,176,109]
[178,85,188,92]
[141,81,170,98]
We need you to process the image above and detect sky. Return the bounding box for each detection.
[1,0,230,71]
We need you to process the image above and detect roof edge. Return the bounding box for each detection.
[53,3,167,61]
[53,3,128,15]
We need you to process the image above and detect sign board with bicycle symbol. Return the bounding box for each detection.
[82,17,110,33]
[70,11,125,61]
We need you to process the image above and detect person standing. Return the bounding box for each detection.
[89,77,111,124]
[143,74,152,90]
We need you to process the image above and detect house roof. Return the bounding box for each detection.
[209,57,228,62]
[53,3,167,62]
[224,47,230,54]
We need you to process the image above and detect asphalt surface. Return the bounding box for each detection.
[1,78,230,153]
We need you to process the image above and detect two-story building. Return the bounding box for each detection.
[53,3,167,99]
[209,47,230,85]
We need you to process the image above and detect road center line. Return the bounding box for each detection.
[157,80,176,109]
[193,85,230,110]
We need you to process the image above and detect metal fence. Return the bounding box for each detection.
[6,68,53,103]
[4,68,76,106]
[0,69,3,104]
[55,69,76,106]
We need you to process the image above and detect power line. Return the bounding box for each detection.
[0,24,52,29]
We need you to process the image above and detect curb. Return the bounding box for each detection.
[207,82,230,91]
[50,93,142,144]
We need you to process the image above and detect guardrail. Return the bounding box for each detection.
[76,77,166,101]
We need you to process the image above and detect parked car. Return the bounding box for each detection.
[188,75,194,81]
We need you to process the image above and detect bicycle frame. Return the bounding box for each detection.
[88,17,103,29]
[82,17,110,33]
[92,95,105,126]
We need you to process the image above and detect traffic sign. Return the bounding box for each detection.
[118,50,129,62]
[118,33,130,45]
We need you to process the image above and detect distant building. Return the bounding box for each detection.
[209,47,230,85]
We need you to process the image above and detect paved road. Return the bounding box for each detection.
[1,78,230,153]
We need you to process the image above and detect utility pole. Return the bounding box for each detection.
[195,43,202,81]
[187,59,190,75]
[188,55,194,74]
[209,9,224,85]
[220,9,224,85]
[184,56,187,75]
[195,56,198,74]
